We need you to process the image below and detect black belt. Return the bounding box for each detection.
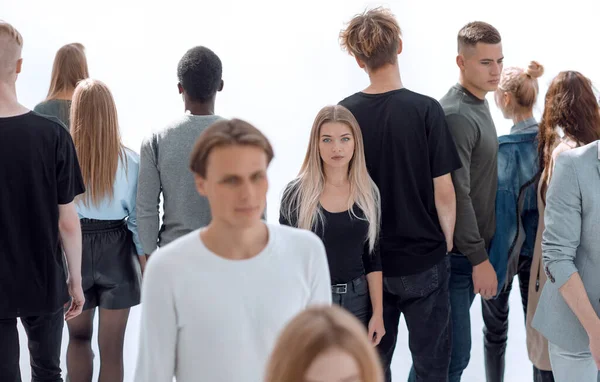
[331,275,366,294]
[80,218,127,233]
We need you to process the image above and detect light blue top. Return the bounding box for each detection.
[76,148,144,255]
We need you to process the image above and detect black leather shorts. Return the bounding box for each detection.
[80,218,141,310]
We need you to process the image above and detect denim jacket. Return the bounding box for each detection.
[489,118,540,294]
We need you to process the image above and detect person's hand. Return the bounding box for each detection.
[472,260,497,300]
[368,313,385,346]
[588,324,600,370]
[139,255,148,277]
[64,278,84,321]
[446,240,453,253]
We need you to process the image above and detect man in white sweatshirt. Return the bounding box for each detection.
[134,118,332,382]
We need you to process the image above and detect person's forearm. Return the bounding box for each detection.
[59,214,82,283]
[366,271,383,316]
[138,255,148,274]
[435,191,456,251]
[559,272,600,335]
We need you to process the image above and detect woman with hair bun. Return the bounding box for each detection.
[486,61,555,382]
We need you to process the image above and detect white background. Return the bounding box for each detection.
[4,0,600,380]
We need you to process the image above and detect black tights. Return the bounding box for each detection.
[66,308,130,382]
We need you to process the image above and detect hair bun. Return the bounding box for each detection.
[526,61,544,79]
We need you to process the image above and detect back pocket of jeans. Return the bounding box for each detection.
[400,264,440,298]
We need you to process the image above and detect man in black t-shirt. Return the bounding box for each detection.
[0,21,86,381]
[339,9,461,382]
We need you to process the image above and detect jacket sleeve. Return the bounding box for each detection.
[541,153,581,289]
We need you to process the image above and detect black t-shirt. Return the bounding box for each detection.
[279,194,382,284]
[0,112,85,318]
[339,89,461,276]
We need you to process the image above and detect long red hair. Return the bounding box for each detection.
[538,71,600,203]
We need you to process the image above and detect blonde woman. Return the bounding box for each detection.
[265,305,384,382]
[485,61,552,382]
[280,105,385,345]
[34,43,89,129]
[67,79,143,382]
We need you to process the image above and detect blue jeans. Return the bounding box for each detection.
[408,254,474,382]
[331,275,371,328]
[380,256,451,382]
[447,254,476,382]
[0,308,64,382]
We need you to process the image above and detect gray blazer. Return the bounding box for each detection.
[532,140,600,353]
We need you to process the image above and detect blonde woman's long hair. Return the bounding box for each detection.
[46,43,89,100]
[281,105,380,253]
[265,305,384,382]
[70,79,125,207]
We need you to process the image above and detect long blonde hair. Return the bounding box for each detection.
[265,305,384,382]
[70,79,125,207]
[281,105,380,253]
[46,43,89,100]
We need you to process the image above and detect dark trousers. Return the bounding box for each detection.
[0,308,64,382]
[482,255,555,382]
[332,274,372,328]
[380,256,451,382]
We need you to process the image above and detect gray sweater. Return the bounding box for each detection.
[137,114,223,254]
[439,84,498,266]
[33,99,71,130]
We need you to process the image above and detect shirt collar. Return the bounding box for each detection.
[510,117,538,135]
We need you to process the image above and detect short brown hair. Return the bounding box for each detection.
[189,118,274,177]
[0,20,23,48]
[457,21,501,52]
[340,7,402,71]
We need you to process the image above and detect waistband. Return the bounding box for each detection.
[331,274,367,294]
[80,218,126,233]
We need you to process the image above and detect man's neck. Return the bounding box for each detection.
[184,100,215,116]
[363,63,404,94]
[0,82,28,117]
[458,76,487,100]
[200,220,269,260]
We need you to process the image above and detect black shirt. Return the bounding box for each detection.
[0,112,85,318]
[279,197,382,284]
[339,89,461,276]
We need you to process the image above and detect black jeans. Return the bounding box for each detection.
[482,255,554,382]
[379,256,451,382]
[332,274,372,328]
[0,307,64,382]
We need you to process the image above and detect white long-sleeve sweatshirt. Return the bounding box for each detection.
[134,223,332,382]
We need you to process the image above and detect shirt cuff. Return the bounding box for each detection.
[465,247,488,266]
[544,260,578,289]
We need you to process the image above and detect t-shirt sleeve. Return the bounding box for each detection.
[427,102,462,178]
[56,127,85,204]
